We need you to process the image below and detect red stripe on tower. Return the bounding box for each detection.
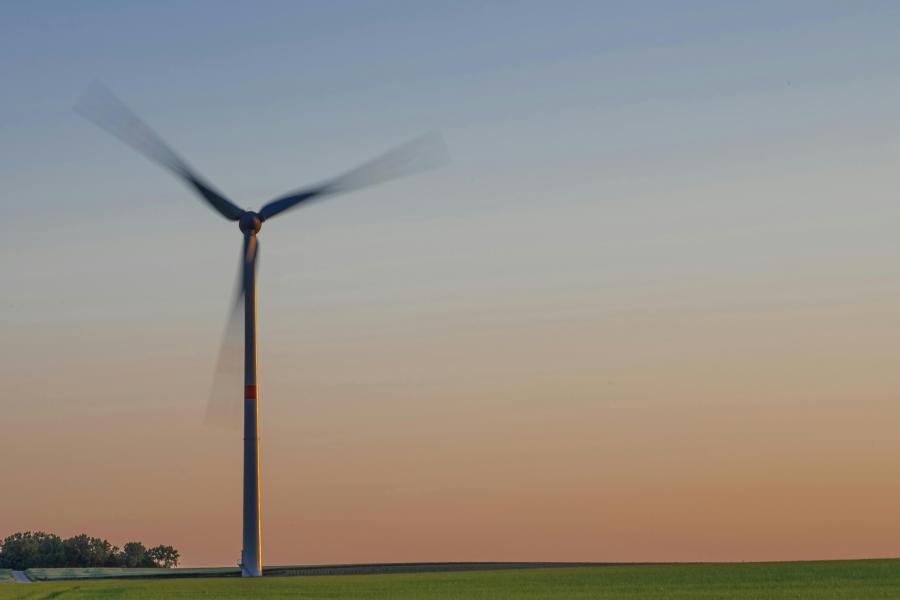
[245,385,257,399]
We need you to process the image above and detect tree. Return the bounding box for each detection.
[35,533,65,568]
[62,534,117,567]
[121,542,154,568]
[147,545,179,568]
[62,534,92,567]
[0,532,65,570]
[0,532,36,569]
[86,537,117,567]
[0,532,179,569]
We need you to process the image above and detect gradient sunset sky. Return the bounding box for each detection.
[3,1,900,566]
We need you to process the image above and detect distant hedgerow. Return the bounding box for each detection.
[0,531,179,570]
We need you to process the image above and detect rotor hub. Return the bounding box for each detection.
[239,212,262,234]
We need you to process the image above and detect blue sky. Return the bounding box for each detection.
[3,2,899,218]
[4,1,899,331]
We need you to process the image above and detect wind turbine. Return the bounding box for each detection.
[77,84,446,577]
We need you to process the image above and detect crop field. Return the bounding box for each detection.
[2,560,899,599]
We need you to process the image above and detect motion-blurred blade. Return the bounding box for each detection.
[205,293,244,430]
[258,131,449,220]
[76,82,245,221]
[205,237,259,430]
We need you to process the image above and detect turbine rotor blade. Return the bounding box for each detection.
[205,237,259,430]
[76,82,245,221]
[258,131,449,221]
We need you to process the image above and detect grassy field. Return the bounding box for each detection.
[1,560,899,599]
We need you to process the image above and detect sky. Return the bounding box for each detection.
[3,1,900,566]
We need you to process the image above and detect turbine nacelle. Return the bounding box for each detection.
[239,212,262,234]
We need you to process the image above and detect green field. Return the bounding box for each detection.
[2,560,900,599]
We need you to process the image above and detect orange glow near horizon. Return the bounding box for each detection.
[5,288,900,566]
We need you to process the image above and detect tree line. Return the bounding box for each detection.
[0,532,179,570]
